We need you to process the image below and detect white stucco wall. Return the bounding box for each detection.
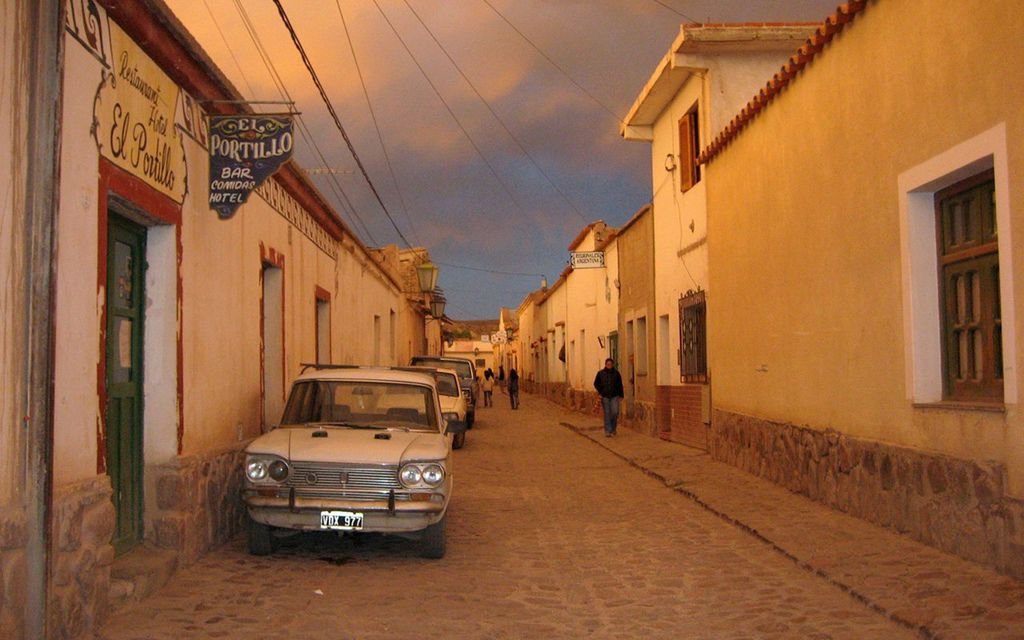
[53,41,105,484]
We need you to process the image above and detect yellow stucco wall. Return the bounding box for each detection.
[706,1,1024,492]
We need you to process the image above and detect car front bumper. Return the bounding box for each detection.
[243,491,447,533]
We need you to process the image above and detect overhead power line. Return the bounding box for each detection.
[400,0,587,224]
[369,0,532,219]
[434,261,544,278]
[481,0,624,126]
[230,0,378,243]
[272,0,413,248]
[334,0,420,246]
[648,0,701,23]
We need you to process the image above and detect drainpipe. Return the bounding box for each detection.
[23,0,64,637]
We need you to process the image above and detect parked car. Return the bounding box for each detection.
[401,366,468,449]
[242,365,459,558]
[409,355,479,427]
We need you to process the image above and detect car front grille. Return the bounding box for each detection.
[284,462,401,500]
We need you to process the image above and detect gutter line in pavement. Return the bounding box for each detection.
[559,421,935,640]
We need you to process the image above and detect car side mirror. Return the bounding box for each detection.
[445,418,467,434]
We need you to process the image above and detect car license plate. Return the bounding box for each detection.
[320,510,364,531]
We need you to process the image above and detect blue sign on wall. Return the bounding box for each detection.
[208,115,294,219]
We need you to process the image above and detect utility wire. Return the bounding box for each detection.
[273,0,413,248]
[202,0,257,99]
[232,0,378,244]
[401,0,587,224]
[214,1,532,288]
[370,0,532,218]
[648,0,701,23]
[334,0,421,245]
[434,260,544,278]
[481,0,624,126]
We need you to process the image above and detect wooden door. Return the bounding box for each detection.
[106,215,146,555]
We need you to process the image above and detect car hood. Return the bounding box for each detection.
[248,426,449,464]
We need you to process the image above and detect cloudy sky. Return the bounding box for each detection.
[164,0,838,319]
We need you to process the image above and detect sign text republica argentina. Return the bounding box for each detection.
[570,251,605,269]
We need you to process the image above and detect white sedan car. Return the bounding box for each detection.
[403,366,468,450]
[242,366,457,558]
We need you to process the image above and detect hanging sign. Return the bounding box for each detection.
[570,251,605,269]
[93,22,187,203]
[208,114,294,219]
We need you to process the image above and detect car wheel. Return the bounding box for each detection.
[452,431,465,450]
[421,515,446,559]
[248,518,276,556]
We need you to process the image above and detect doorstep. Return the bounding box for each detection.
[109,545,178,612]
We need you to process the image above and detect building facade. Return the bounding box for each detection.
[621,23,814,449]
[702,0,1024,578]
[515,221,621,415]
[615,206,657,435]
[1,1,435,636]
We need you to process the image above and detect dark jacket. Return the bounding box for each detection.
[507,370,519,392]
[594,367,624,398]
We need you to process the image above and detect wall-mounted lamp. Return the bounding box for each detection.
[428,288,446,318]
[664,153,677,172]
[597,335,606,348]
[416,261,439,293]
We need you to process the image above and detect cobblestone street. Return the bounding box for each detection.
[96,393,1023,639]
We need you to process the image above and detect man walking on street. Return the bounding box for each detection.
[508,368,520,409]
[593,358,624,437]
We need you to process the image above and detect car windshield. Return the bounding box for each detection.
[281,380,439,431]
[412,357,472,380]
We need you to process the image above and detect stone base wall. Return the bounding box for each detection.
[521,382,656,435]
[50,476,116,639]
[711,409,1024,580]
[147,444,247,566]
[0,505,29,640]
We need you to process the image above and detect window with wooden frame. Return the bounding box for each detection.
[937,170,1001,402]
[679,289,707,383]
[678,105,701,192]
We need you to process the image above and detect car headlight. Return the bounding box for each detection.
[422,464,445,487]
[246,456,288,483]
[443,412,459,422]
[269,459,289,481]
[399,465,422,486]
[399,463,446,488]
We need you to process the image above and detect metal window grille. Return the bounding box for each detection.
[678,290,707,383]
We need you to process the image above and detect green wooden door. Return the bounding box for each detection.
[106,215,146,555]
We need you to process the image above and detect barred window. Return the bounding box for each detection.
[679,290,707,383]
[937,170,1001,402]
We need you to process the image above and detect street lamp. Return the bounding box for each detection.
[429,289,446,318]
[416,261,439,293]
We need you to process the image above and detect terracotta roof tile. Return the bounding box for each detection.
[698,1,868,165]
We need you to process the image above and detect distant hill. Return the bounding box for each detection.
[447,319,499,339]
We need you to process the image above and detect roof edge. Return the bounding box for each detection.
[698,1,869,165]
[621,22,819,134]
